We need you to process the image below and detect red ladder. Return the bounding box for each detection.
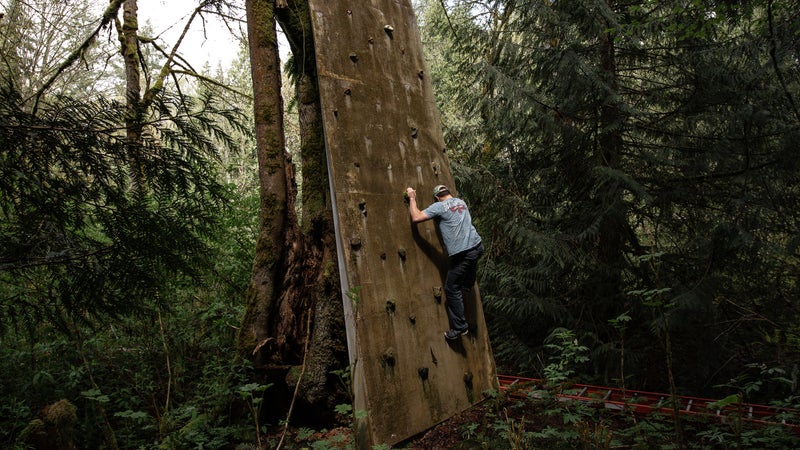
[497,374,799,431]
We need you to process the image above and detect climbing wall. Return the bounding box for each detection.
[307,0,498,447]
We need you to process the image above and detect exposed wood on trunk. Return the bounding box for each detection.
[237,0,348,420]
[276,0,347,409]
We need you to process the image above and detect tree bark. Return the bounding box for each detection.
[238,0,348,421]
[120,0,143,191]
[275,0,347,411]
[238,0,289,367]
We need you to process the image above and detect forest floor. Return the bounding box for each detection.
[405,403,495,449]
[267,400,503,449]
[269,391,800,450]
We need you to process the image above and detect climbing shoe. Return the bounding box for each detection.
[444,328,468,340]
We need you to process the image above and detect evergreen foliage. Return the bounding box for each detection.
[421,0,800,399]
[0,80,246,331]
[0,51,261,450]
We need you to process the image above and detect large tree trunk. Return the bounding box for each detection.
[238,0,348,423]
[276,0,348,415]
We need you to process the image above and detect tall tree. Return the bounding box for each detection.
[0,0,245,333]
[238,0,347,422]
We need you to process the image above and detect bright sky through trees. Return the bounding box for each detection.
[132,0,245,69]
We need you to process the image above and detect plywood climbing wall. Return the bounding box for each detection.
[307,0,498,447]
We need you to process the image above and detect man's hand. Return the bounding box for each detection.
[406,186,430,223]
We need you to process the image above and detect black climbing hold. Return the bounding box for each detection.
[349,52,359,62]
[418,367,429,381]
[380,252,387,260]
[411,128,418,138]
[350,238,362,250]
[358,200,367,217]
[398,248,407,260]
[409,315,416,325]
[385,299,396,314]
[418,70,424,79]
[382,349,396,367]
[368,36,374,44]
[344,88,352,96]
[463,371,474,388]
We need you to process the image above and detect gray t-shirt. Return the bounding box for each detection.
[423,197,482,256]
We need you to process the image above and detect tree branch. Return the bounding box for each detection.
[31,0,126,113]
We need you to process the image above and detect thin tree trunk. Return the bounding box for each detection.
[121,0,143,191]
[237,0,289,368]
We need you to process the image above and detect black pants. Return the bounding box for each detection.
[444,243,484,331]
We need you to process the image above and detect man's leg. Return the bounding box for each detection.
[457,245,484,327]
[462,244,484,290]
[444,256,470,333]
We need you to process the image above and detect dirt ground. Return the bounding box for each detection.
[268,402,491,449]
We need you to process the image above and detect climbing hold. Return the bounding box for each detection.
[333,109,338,118]
[418,367,429,381]
[382,348,396,367]
[431,161,441,176]
[432,286,442,300]
[350,238,362,250]
[346,9,352,15]
[380,252,387,260]
[385,299,396,314]
[410,127,418,139]
[344,88,352,96]
[409,315,416,325]
[349,52,359,62]
[384,24,394,34]
[463,371,474,388]
[358,200,367,217]
[398,248,407,261]
[368,36,374,44]
[418,70,424,79]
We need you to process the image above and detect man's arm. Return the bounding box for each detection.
[406,187,430,223]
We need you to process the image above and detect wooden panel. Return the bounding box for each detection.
[307,0,498,446]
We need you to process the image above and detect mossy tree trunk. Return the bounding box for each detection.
[238,0,289,367]
[120,0,143,191]
[238,0,348,422]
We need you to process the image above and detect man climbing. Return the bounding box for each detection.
[406,184,484,340]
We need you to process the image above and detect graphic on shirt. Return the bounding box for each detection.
[449,204,466,214]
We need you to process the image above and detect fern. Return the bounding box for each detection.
[0,83,245,335]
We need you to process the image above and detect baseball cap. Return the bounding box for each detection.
[432,185,450,198]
